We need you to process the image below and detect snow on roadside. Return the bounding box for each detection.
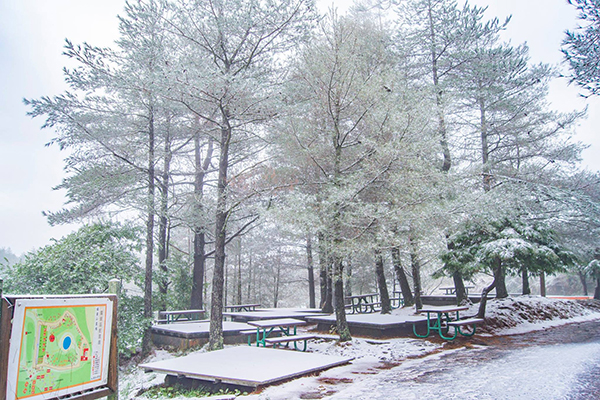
[118,297,600,399]
[472,296,600,335]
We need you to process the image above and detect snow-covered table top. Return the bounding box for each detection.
[247,318,306,329]
[418,305,469,313]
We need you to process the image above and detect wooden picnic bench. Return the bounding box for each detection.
[265,334,317,351]
[413,305,483,340]
[157,309,206,324]
[439,286,475,295]
[446,317,485,337]
[345,293,380,314]
[246,318,307,349]
[224,303,261,312]
[390,292,404,309]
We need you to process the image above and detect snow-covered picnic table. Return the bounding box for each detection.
[345,293,381,313]
[224,303,261,312]
[413,305,483,340]
[439,286,475,295]
[157,309,206,324]
[246,318,315,350]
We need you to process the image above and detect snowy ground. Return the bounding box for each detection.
[119,297,600,400]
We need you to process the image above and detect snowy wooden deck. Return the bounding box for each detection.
[306,314,429,338]
[150,321,255,349]
[139,346,353,388]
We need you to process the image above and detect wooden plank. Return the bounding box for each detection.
[418,305,469,313]
[264,334,316,344]
[246,318,306,329]
[447,318,485,326]
[106,294,119,398]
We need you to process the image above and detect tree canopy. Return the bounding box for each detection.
[563,0,600,96]
[13,0,599,352]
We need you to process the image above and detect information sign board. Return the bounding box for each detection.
[5,297,114,400]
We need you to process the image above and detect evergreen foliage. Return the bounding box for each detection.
[4,222,145,356]
[563,0,600,96]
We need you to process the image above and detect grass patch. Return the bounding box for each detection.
[137,383,247,398]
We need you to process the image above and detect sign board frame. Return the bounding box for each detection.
[0,294,118,400]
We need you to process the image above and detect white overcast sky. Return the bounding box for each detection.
[0,0,598,256]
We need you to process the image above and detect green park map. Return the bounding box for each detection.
[10,302,109,400]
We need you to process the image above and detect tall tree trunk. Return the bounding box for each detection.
[452,271,468,305]
[344,257,352,301]
[248,253,253,303]
[391,246,414,307]
[427,0,451,172]
[191,134,213,310]
[522,268,531,295]
[306,234,316,308]
[375,248,391,314]
[479,96,493,192]
[191,229,206,309]
[236,238,242,305]
[495,263,509,298]
[157,119,172,312]
[273,257,281,308]
[224,262,228,307]
[578,270,589,296]
[477,259,502,319]
[331,139,350,341]
[142,107,156,355]
[318,232,333,313]
[209,108,231,351]
[332,256,351,341]
[540,272,547,297]
[326,264,333,312]
[409,235,423,310]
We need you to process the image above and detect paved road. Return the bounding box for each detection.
[328,319,600,399]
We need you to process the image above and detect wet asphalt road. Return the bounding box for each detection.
[328,319,600,399]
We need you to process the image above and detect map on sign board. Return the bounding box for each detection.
[6,297,113,400]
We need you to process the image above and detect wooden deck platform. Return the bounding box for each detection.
[306,314,428,338]
[139,346,353,389]
[150,321,255,350]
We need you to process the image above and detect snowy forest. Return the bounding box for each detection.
[2,0,600,355]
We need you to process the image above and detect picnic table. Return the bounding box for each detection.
[413,305,483,340]
[439,286,475,295]
[345,293,380,314]
[157,309,206,324]
[224,303,261,312]
[245,318,314,351]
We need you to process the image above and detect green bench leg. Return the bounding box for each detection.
[413,314,432,338]
[438,325,458,340]
[293,339,309,352]
[458,324,477,337]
